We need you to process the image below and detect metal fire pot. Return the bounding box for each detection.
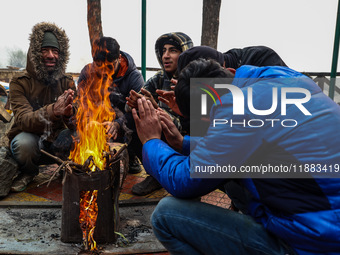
[60,158,121,244]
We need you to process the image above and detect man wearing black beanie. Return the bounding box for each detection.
[126,32,193,196]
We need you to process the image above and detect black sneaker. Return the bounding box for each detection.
[128,156,142,174]
[131,176,162,196]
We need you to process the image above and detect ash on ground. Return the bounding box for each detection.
[0,204,166,254]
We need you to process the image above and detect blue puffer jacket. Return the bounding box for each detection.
[142,65,340,254]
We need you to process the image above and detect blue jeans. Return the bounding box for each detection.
[151,197,296,255]
[10,130,74,176]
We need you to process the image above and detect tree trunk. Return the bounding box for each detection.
[201,0,221,49]
[87,0,103,52]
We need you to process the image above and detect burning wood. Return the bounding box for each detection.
[41,144,127,250]
[60,144,127,249]
[79,190,98,250]
[59,42,127,251]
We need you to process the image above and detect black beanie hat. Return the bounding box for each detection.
[177,46,225,74]
[160,38,182,53]
[41,31,59,49]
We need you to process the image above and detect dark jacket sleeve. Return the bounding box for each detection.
[128,69,145,94]
[115,69,144,128]
[142,71,163,101]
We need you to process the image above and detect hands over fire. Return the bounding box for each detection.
[103,121,120,140]
[157,108,183,152]
[126,88,158,109]
[156,89,183,117]
[132,97,162,145]
[53,89,74,117]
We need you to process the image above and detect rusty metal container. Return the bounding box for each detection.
[60,158,120,244]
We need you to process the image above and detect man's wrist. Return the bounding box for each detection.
[175,136,184,152]
[142,137,161,145]
[114,121,120,130]
[51,103,61,118]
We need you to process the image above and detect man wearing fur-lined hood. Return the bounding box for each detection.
[7,22,76,192]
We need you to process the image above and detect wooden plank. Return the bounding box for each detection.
[0,104,12,123]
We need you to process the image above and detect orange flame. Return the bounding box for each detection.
[79,190,98,250]
[70,59,115,169]
[70,42,116,250]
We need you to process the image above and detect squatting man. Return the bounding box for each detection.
[132,59,340,255]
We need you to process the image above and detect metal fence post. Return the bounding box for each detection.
[330,0,340,99]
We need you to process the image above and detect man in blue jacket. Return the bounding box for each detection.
[132,59,340,254]
[78,36,144,173]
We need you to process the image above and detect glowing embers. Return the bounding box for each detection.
[79,190,98,250]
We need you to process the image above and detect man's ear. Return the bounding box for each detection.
[226,67,236,75]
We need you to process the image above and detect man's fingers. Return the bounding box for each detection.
[141,97,152,118]
[64,105,73,116]
[160,120,171,134]
[141,88,151,97]
[66,95,73,105]
[129,90,142,102]
[136,98,147,119]
[130,90,139,99]
[147,100,158,118]
[170,78,177,86]
[126,97,135,105]
[158,109,172,121]
[127,101,137,109]
[132,108,140,125]
[159,114,173,126]
[156,89,165,97]
[158,96,169,105]
[163,90,175,96]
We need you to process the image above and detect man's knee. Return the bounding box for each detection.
[151,197,180,226]
[10,132,39,162]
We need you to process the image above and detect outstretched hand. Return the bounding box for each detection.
[126,88,158,109]
[53,89,74,117]
[156,89,183,116]
[126,89,142,109]
[132,97,162,145]
[103,121,120,140]
[140,88,159,109]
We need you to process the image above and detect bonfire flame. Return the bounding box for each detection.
[70,42,116,250]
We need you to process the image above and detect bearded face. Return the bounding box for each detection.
[41,47,59,74]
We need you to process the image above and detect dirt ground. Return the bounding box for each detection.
[0,204,166,254]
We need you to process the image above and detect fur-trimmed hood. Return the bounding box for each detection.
[26,22,70,83]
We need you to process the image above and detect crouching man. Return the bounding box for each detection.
[133,59,340,254]
[8,22,76,192]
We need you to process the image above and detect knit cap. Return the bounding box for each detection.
[41,31,59,49]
